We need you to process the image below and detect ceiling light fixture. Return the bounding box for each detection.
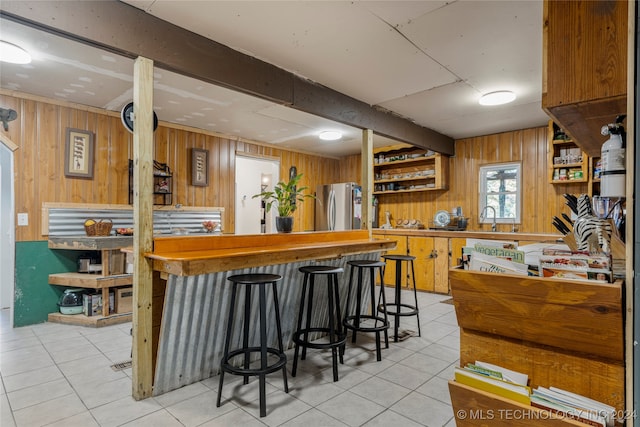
[319,131,342,141]
[479,90,516,106]
[0,41,31,64]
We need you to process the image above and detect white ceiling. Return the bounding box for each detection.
[0,0,549,157]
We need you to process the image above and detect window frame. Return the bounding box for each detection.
[478,161,522,225]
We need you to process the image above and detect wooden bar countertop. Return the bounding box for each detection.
[146,230,396,276]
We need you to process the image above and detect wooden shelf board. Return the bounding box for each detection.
[374,155,437,169]
[551,163,585,169]
[374,176,435,184]
[49,272,133,289]
[550,179,588,184]
[48,311,132,327]
[373,187,444,195]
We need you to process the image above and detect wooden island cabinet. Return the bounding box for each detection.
[448,269,624,426]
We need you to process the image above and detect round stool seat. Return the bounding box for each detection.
[227,273,282,284]
[299,265,344,275]
[347,259,386,268]
[382,254,416,261]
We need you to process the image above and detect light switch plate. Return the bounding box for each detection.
[17,213,28,226]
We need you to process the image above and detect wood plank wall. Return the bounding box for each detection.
[342,128,588,235]
[5,90,583,239]
[4,92,340,241]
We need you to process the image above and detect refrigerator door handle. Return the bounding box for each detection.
[328,189,336,230]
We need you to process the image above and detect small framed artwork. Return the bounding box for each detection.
[191,148,209,186]
[64,128,95,178]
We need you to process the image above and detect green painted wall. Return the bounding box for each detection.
[15,241,77,327]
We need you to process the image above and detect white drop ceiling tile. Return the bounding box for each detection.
[380,82,547,139]
[433,102,550,140]
[359,1,449,27]
[133,1,457,106]
[403,1,542,85]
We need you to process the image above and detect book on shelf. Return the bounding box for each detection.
[473,243,525,263]
[532,386,615,427]
[531,395,605,426]
[454,366,531,405]
[469,251,529,276]
[472,360,528,386]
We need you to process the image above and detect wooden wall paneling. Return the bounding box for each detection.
[95,114,111,203]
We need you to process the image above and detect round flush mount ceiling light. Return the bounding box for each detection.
[319,131,342,141]
[0,41,31,64]
[479,90,516,106]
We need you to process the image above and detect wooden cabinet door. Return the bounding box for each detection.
[372,233,407,287]
[407,236,435,292]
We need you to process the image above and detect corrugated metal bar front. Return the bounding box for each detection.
[153,252,379,395]
[46,207,223,236]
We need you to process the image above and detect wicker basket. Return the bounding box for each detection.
[84,219,113,236]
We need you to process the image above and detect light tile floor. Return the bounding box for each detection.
[1,290,459,427]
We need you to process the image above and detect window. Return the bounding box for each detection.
[479,162,521,225]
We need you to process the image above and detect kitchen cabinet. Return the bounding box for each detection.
[409,236,450,293]
[448,269,624,426]
[372,233,407,288]
[542,0,628,157]
[372,233,449,293]
[129,159,173,205]
[373,144,448,195]
[47,235,133,327]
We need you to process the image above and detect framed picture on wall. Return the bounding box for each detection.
[191,148,209,186]
[64,128,95,178]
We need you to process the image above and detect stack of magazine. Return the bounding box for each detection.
[454,361,531,404]
[538,254,612,283]
[531,386,615,426]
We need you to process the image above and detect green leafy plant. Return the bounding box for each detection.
[252,173,315,217]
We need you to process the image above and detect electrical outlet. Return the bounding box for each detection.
[17,213,28,226]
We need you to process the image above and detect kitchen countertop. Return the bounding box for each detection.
[372,228,562,242]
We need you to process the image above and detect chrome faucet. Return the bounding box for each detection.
[480,206,497,232]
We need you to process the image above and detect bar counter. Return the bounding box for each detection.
[145,230,396,395]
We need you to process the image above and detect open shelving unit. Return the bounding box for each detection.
[373,143,448,195]
[547,121,589,184]
[47,235,133,327]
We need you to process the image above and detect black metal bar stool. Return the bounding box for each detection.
[292,265,346,382]
[216,273,288,418]
[343,259,389,361]
[378,254,422,342]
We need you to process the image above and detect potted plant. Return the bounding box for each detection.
[253,173,314,233]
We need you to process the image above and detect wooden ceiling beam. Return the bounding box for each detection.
[0,0,454,155]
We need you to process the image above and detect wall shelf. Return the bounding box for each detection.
[373,144,448,194]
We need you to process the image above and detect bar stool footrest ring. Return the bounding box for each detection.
[377,303,419,317]
[221,347,287,377]
[293,327,346,350]
[343,315,389,333]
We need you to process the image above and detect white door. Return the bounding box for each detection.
[235,156,279,235]
[0,144,15,319]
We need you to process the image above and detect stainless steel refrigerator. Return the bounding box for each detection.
[315,183,362,231]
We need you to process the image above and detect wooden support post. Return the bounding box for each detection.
[361,129,373,237]
[132,56,155,400]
